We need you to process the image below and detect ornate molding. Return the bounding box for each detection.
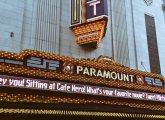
[70,17,108,48]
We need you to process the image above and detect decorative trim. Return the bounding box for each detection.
[71,0,82,25]
[70,17,108,48]
[0,108,165,119]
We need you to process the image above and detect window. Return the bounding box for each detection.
[145,14,161,74]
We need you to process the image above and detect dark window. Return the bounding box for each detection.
[145,14,161,74]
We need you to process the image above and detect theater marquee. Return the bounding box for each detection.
[0,50,164,89]
[0,49,165,112]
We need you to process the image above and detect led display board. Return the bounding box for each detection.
[0,75,165,102]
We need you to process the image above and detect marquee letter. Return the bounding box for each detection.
[77,66,83,74]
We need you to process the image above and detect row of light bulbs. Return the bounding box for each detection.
[0,108,164,119]
[0,92,164,112]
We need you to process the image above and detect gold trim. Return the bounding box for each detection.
[71,0,81,25]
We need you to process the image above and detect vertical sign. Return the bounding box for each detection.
[86,0,108,21]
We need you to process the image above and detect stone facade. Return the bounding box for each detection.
[0,0,164,75]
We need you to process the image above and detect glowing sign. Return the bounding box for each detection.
[76,65,134,83]
[87,0,101,16]
[1,75,165,102]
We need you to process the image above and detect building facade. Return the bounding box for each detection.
[0,0,165,119]
[0,0,164,75]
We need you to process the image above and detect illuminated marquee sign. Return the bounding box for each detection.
[76,66,134,83]
[1,75,165,103]
[1,50,165,113]
[74,66,165,87]
[70,0,108,48]
[0,50,165,94]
